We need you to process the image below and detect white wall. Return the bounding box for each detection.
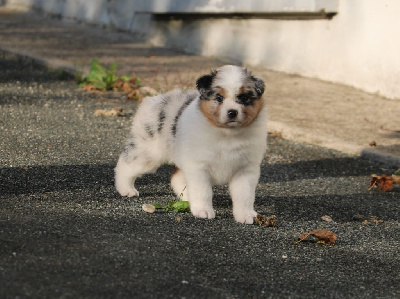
[149,0,400,100]
[4,0,400,100]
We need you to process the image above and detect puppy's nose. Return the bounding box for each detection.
[227,109,238,119]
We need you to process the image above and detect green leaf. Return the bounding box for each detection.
[152,203,164,209]
[106,64,118,86]
[171,201,190,213]
[120,75,131,82]
[104,74,117,90]
[90,80,107,90]
[151,201,190,213]
[80,59,108,89]
[164,201,175,212]
[108,62,119,74]
[394,169,400,175]
[89,59,106,78]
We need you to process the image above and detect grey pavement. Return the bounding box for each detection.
[0,7,400,299]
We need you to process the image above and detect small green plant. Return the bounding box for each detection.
[78,59,142,92]
[151,187,189,213]
[77,59,156,100]
[78,59,120,90]
[152,201,190,213]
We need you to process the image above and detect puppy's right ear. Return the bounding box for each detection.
[196,71,216,95]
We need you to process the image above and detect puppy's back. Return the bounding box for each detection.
[123,89,198,162]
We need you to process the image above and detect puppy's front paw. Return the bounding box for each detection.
[191,206,216,219]
[116,186,139,198]
[233,210,258,224]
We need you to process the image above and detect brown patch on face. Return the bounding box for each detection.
[198,87,229,128]
[217,87,228,99]
[241,98,265,127]
[238,86,247,95]
[199,99,223,128]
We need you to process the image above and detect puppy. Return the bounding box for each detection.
[115,65,267,224]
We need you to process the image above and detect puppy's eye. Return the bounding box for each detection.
[216,94,224,103]
[238,94,248,102]
[237,92,255,105]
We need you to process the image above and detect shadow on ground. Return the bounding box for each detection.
[0,156,376,195]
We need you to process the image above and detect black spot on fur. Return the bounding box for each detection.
[145,124,154,138]
[251,75,265,98]
[124,140,135,152]
[206,89,216,98]
[157,101,167,132]
[171,94,197,136]
[196,70,216,99]
[237,91,257,106]
[158,110,166,132]
[122,138,136,160]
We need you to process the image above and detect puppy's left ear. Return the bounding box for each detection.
[196,70,216,95]
[251,76,265,98]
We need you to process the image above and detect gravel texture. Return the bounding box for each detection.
[1,54,399,298]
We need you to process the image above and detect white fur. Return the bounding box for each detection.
[115,65,267,224]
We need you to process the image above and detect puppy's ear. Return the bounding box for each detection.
[196,70,216,95]
[251,76,265,98]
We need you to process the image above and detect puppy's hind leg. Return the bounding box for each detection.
[170,167,188,201]
[114,155,140,197]
[114,154,158,197]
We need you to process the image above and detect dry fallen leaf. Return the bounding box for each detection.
[139,86,158,97]
[368,174,394,192]
[142,204,156,213]
[294,229,337,246]
[369,216,384,224]
[82,84,102,92]
[127,86,158,100]
[254,214,277,227]
[392,174,400,184]
[127,89,139,100]
[362,216,384,225]
[321,215,333,222]
[121,81,132,93]
[94,107,125,117]
[353,214,384,225]
[269,131,283,139]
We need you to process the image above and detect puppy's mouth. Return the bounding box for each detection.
[224,120,241,127]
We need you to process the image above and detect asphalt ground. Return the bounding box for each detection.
[1,54,399,298]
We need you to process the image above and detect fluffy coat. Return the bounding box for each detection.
[115,65,267,224]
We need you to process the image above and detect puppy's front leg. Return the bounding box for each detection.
[229,169,260,224]
[185,171,215,219]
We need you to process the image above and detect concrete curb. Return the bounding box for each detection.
[269,120,400,168]
[361,146,400,169]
